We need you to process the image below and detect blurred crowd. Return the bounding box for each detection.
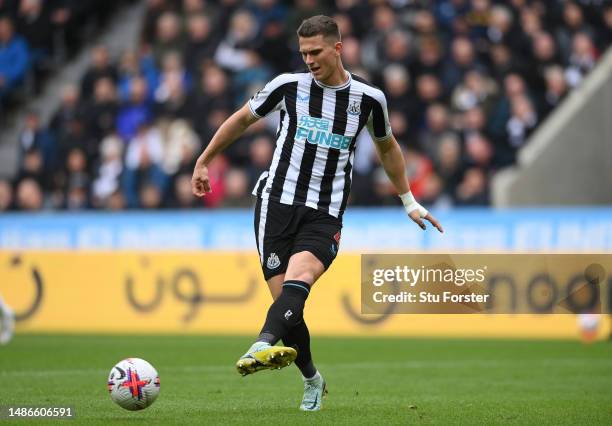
[1,0,611,212]
[0,0,133,109]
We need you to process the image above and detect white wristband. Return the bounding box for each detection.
[399,191,428,218]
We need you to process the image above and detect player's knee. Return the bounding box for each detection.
[289,271,316,284]
[286,264,322,285]
[286,251,325,285]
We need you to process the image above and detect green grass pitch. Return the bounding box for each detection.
[0,335,611,425]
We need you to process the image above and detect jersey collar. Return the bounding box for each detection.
[313,71,352,90]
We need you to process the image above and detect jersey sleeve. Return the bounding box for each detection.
[247,74,290,119]
[366,90,393,142]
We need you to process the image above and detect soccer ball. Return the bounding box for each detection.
[107,358,160,410]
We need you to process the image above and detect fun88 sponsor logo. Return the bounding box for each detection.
[296,116,352,150]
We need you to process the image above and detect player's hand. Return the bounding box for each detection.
[400,191,444,233]
[408,210,444,233]
[191,163,211,197]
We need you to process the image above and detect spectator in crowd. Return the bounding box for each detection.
[186,63,233,139]
[80,45,118,99]
[92,134,124,209]
[0,15,29,100]
[451,68,498,114]
[255,17,293,74]
[565,32,598,88]
[152,11,185,68]
[117,49,159,102]
[412,9,443,48]
[246,133,273,188]
[442,37,482,93]
[455,167,489,205]
[169,172,199,208]
[599,5,612,48]
[219,168,251,208]
[435,133,464,198]
[141,0,178,49]
[16,146,44,188]
[14,0,52,55]
[184,13,218,74]
[18,110,55,173]
[123,122,167,208]
[15,177,43,210]
[412,37,444,79]
[84,76,119,144]
[181,0,214,20]
[153,51,191,118]
[382,29,413,69]
[487,72,529,141]
[361,5,398,72]
[140,182,163,209]
[340,36,362,70]
[419,103,452,159]
[50,84,82,140]
[160,118,200,177]
[414,73,445,127]
[527,31,561,93]
[63,148,90,210]
[106,189,127,211]
[556,2,595,63]
[464,132,494,171]
[520,6,543,41]
[0,179,13,211]
[14,0,54,84]
[485,5,516,48]
[505,94,538,151]
[249,0,287,34]
[117,76,152,141]
[55,114,95,176]
[214,9,259,73]
[382,64,416,127]
[540,65,568,119]
[488,43,518,83]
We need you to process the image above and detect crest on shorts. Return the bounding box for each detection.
[267,252,281,269]
[347,100,360,115]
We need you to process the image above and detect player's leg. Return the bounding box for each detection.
[237,200,299,376]
[255,251,323,347]
[282,252,328,411]
[237,256,324,376]
[0,295,15,345]
[284,209,341,411]
[262,272,318,390]
[266,273,284,300]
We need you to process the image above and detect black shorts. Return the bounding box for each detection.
[254,197,343,280]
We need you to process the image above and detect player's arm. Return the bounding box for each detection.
[192,103,258,196]
[367,97,443,232]
[373,136,442,232]
[193,74,288,197]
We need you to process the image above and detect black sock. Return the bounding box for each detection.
[257,280,310,345]
[282,319,317,378]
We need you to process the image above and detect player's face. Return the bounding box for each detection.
[299,35,341,83]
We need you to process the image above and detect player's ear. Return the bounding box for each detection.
[334,41,342,56]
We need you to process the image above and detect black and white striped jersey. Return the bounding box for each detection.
[248,71,392,219]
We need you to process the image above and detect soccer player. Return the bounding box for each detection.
[192,15,443,411]
[0,295,15,345]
